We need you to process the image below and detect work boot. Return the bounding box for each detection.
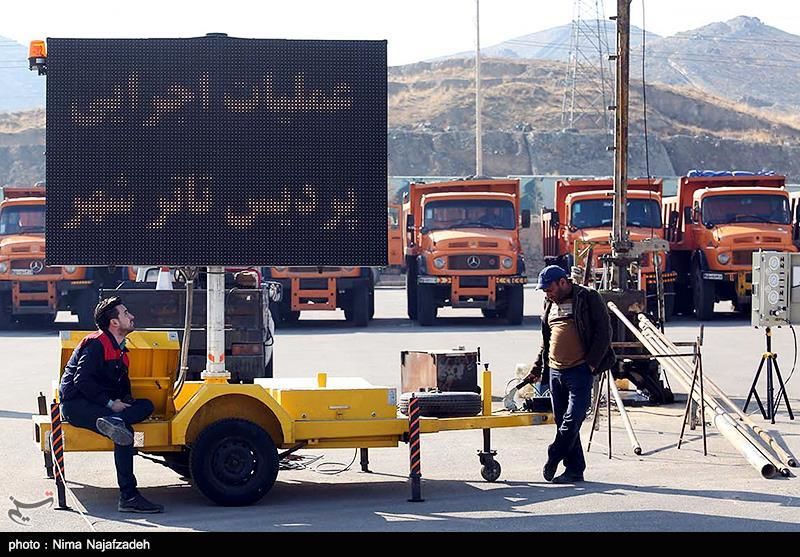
[542,458,558,482]
[96,416,134,446]
[118,494,164,513]
[552,471,585,484]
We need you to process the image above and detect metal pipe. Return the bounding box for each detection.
[638,317,797,468]
[636,317,791,476]
[607,302,788,477]
[608,371,642,455]
[715,413,777,478]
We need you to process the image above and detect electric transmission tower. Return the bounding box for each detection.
[561,0,614,134]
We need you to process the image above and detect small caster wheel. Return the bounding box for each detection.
[480,459,502,482]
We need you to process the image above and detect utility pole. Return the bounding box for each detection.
[475,0,483,176]
[610,0,632,290]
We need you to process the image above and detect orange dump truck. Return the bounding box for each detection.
[402,178,530,326]
[266,266,375,326]
[663,172,795,320]
[0,183,123,328]
[541,178,675,316]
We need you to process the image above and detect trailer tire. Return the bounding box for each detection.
[190,419,279,506]
[481,309,499,318]
[504,285,524,325]
[692,265,715,321]
[398,391,482,417]
[416,283,437,326]
[481,459,502,482]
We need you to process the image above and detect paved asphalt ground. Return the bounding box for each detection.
[1,287,798,532]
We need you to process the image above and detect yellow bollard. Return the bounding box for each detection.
[481,367,492,416]
[317,372,328,388]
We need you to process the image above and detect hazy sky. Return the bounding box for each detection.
[2,0,799,65]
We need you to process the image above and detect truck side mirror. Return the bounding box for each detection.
[549,210,560,229]
[669,210,679,230]
[406,213,415,233]
[521,209,531,229]
[684,206,693,224]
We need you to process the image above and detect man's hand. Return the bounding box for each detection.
[110,399,131,413]
[522,367,542,386]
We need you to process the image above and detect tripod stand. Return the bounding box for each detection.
[743,327,795,424]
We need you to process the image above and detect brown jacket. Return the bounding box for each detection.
[531,283,615,378]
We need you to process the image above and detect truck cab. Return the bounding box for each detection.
[542,178,674,316]
[663,173,794,319]
[0,184,122,328]
[404,178,530,326]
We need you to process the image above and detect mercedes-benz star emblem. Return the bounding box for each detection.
[30,260,44,274]
[467,255,481,269]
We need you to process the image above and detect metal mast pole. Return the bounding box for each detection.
[475,0,483,176]
[611,0,632,289]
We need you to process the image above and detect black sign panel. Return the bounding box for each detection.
[45,37,387,266]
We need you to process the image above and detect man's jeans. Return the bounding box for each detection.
[548,363,593,475]
[60,398,154,499]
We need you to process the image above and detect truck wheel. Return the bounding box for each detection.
[481,309,499,318]
[75,290,99,329]
[282,308,300,323]
[406,268,418,320]
[416,283,437,326]
[190,419,279,506]
[368,287,375,320]
[0,295,14,330]
[692,266,715,321]
[504,285,524,325]
[663,293,675,323]
[347,283,370,327]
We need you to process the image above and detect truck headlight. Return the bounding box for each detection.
[717,253,730,265]
[501,257,513,269]
[64,266,77,274]
[433,257,446,270]
[0,262,7,273]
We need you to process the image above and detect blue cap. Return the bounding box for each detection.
[535,265,568,289]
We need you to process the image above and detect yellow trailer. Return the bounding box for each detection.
[33,331,550,506]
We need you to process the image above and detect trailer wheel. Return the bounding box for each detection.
[480,459,502,482]
[692,266,715,321]
[398,391,482,417]
[190,419,279,506]
[416,283,437,326]
[504,285,524,325]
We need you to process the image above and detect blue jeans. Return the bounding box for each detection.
[548,363,593,475]
[60,397,154,500]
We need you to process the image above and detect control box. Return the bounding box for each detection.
[751,251,800,327]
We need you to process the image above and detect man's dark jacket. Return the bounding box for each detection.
[532,283,615,377]
[60,330,132,406]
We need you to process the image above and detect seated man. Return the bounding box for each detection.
[59,297,164,513]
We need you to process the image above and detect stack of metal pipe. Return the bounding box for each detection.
[607,302,797,479]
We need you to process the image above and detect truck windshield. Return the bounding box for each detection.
[701,194,790,226]
[423,199,516,230]
[0,205,45,235]
[570,198,661,229]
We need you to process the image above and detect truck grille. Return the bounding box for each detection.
[448,254,499,270]
[733,250,755,266]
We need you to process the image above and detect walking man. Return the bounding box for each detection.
[525,265,615,483]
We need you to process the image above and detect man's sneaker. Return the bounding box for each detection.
[543,458,558,482]
[552,471,585,484]
[118,494,164,513]
[96,416,133,446]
